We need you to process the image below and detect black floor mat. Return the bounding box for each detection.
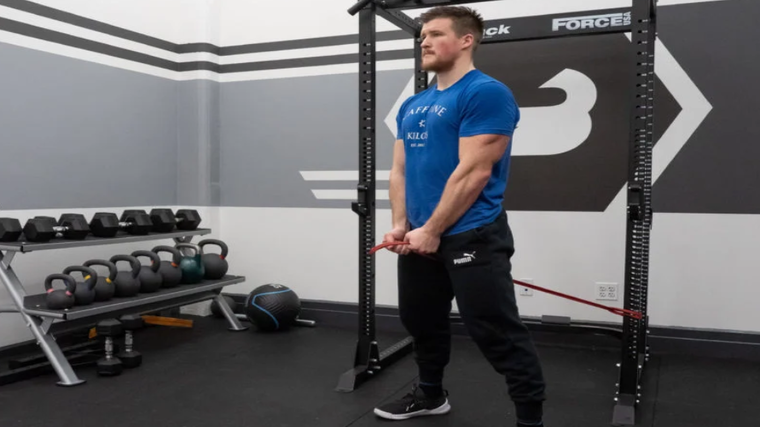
[0,316,757,427]
[651,354,760,427]
[0,318,415,427]
[351,336,657,427]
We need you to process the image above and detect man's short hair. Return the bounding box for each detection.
[419,6,485,51]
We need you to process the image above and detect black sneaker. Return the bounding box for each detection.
[374,384,451,420]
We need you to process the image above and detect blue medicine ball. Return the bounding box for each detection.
[244,284,301,331]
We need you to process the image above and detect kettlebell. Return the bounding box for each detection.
[175,243,205,284]
[130,250,162,293]
[109,255,141,297]
[45,273,77,310]
[62,265,98,306]
[82,259,118,302]
[199,239,229,280]
[151,245,183,288]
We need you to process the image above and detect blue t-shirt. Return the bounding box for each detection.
[395,69,519,236]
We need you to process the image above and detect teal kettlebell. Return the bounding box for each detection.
[175,243,205,284]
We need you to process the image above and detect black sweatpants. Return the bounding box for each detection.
[398,211,546,419]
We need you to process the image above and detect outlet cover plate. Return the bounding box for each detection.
[596,282,618,301]
[518,278,534,296]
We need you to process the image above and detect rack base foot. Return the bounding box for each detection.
[336,336,414,392]
[612,394,636,426]
[56,378,86,387]
[336,365,370,393]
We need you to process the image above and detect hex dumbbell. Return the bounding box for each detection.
[149,208,202,232]
[23,214,89,242]
[96,319,123,377]
[117,314,143,368]
[89,212,153,237]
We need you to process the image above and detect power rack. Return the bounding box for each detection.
[340,1,656,425]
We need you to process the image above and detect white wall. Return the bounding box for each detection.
[219,0,729,46]
[25,0,730,49]
[219,201,760,334]
[29,0,218,44]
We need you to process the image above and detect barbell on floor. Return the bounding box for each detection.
[232,312,315,327]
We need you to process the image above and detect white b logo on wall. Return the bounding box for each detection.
[552,12,631,32]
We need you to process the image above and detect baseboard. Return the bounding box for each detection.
[292,299,760,362]
[4,296,760,364]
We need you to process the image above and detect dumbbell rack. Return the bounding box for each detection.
[0,228,246,387]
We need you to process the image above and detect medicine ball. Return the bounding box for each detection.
[244,284,301,332]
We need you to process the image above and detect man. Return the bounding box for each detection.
[373,6,547,427]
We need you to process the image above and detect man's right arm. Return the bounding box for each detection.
[389,138,407,231]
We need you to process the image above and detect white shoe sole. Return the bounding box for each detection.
[373,400,451,420]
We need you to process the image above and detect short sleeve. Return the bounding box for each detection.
[459,82,519,138]
[395,97,411,140]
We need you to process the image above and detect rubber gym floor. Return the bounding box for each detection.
[0,315,757,427]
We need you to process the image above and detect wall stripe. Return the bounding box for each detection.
[0,0,411,57]
[0,4,194,64]
[0,15,414,76]
[0,0,176,51]
[0,16,178,70]
[218,39,414,66]
[0,0,415,80]
[0,0,724,83]
[219,30,409,55]
[217,58,415,83]
[220,49,413,73]
[0,29,183,80]
[0,0,411,55]
[177,42,219,54]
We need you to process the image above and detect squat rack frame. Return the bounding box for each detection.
[340,1,656,426]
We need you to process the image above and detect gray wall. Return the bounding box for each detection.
[178,79,220,207]
[0,43,220,211]
[219,70,410,209]
[0,42,179,210]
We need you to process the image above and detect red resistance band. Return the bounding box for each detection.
[368,241,643,320]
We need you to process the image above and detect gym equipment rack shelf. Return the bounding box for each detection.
[23,276,245,321]
[0,228,209,253]
[344,1,656,426]
[0,228,247,387]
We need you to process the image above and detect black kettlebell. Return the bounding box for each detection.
[109,255,141,297]
[62,265,98,306]
[82,259,118,302]
[130,250,162,293]
[45,273,77,310]
[199,239,229,280]
[175,243,205,284]
[151,245,183,288]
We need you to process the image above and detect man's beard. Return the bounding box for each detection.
[421,54,454,73]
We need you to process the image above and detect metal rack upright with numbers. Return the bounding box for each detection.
[341,1,656,426]
[0,227,247,387]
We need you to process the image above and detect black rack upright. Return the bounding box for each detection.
[341,1,656,426]
[616,0,656,425]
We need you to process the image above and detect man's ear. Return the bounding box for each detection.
[461,33,474,50]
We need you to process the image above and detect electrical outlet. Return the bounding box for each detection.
[518,278,534,296]
[596,282,618,301]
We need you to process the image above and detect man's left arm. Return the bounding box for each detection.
[423,133,510,236]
